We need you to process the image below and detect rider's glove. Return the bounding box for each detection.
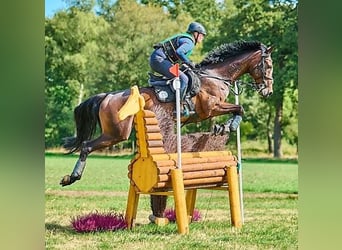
[185,61,196,69]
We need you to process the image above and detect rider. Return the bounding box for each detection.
[149,22,206,116]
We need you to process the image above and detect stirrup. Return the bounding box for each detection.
[173,106,190,118]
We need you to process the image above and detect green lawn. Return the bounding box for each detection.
[45,154,298,249]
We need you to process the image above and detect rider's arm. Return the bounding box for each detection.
[175,37,194,63]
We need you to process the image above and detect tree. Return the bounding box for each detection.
[212,0,298,157]
[45,9,109,147]
[45,0,297,155]
[95,0,193,91]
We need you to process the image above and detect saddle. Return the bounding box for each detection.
[148,68,201,113]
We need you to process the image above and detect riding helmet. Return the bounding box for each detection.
[187,22,207,35]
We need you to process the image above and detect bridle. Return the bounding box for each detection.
[249,45,273,95]
[193,45,272,96]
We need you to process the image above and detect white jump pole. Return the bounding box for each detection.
[174,78,182,169]
[170,64,182,169]
[234,82,244,224]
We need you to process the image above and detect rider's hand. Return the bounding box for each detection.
[185,61,196,69]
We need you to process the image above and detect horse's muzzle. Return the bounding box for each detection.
[260,88,273,98]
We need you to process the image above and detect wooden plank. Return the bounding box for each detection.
[183,176,226,186]
[183,169,226,180]
[158,174,169,182]
[154,176,226,189]
[144,117,159,125]
[158,167,175,174]
[143,110,157,117]
[181,162,227,172]
[154,159,175,167]
[146,132,163,140]
[157,169,226,183]
[148,147,165,154]
[147,140,164,148]
[206,156,235,162]
[146,125,161,133]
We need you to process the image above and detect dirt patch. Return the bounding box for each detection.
[45,190,127,197]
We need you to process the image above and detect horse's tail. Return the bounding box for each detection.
[63,93,109,154]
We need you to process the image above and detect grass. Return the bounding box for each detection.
[45,154,298,249]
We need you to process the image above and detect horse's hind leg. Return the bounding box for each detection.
[60,133,115,186]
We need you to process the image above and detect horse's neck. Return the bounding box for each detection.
[204,52,256,80]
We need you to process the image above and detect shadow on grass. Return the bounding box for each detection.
[45,152,134,159]
[242,157,298,164]
[46,152,298,163]
[46,223,75,234]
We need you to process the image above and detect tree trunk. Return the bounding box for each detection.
[267,107,273,154]
[74,83,84,137]
[273,99,283,158]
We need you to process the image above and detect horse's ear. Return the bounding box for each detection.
[266,46,274,53]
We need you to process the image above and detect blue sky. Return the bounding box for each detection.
[45,0,67,17]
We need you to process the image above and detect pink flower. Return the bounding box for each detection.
[163,208,201,222]
[71,211,127,233]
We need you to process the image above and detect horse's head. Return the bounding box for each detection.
[249,45,274,98]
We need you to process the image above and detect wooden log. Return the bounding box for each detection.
[226,165,242,228]
[154,160,175,168]
[178,157,211,165]
[158,166,175,174]
[206,156,235,163]
[148,147,165,154]
[144,117,159,125]
[157,169,226,183]
[147,140,164,148]
[143,110,157,117]
[183,169,226,180]
[136,141,165,152]
[155,176,226,189]
[195,151,232,157]
[146,125,161,133]
[158,174,169,182]
[146,132,163,140]
[151,153,172,161]
[171,169,189,234]
[184,176,226,186]
[181,162,228,172]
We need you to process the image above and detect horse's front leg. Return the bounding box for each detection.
[212,102,244,116]
[212,102,244,134]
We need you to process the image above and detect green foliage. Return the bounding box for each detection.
[98,0,191,90]
[45,0,298,158]
[208,0,298,156]
[45,85,75,147]
[45,8,110,146]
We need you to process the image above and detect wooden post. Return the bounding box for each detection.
[125,184,139,229]
[185,189,197,222]
[171,169,189,234]
[226,165,242,228]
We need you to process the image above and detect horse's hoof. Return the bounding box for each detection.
[60,175,71,186]
[229,115,242,131]
[212,124,221,135]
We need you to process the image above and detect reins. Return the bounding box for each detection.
[194,69,259,96]
[192,46,272,96]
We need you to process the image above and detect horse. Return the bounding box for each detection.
[59,40,273,216]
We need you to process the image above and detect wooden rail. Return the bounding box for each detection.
[121,86,242,234]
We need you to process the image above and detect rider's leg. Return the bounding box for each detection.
[179,72,189,102]
[149,52,174,78]
[179,72,195,116]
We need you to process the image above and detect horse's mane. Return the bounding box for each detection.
[199,40,263,67]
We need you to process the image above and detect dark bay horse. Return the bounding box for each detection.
[60,40,273,187]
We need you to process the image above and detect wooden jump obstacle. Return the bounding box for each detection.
[119,86,242,234]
